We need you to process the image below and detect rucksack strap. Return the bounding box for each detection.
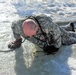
[25,16,55,49]
[27,16,49,43]
[33,17,50,45]
[27,16,46,36]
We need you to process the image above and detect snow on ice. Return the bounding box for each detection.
[0,0,76,75]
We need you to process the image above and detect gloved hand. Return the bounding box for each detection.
[8,38,22,49]
[43,45,59,55]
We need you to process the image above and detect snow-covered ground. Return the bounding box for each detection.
[0,0,76,75]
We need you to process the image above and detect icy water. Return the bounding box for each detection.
[0,0,76,75]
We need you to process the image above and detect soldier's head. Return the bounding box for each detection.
[22,19,39,37]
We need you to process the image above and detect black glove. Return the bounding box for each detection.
[8,38,22,49]
[43,45,59,55]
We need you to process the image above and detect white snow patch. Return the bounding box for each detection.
[0,0,76,75]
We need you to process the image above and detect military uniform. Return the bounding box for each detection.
[11,14,76,49]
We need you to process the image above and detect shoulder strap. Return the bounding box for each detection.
[31,16,50,45]
[33,17,46,36]
[27,16,46,37]
[32,17,47,36]
[26,16,50,46]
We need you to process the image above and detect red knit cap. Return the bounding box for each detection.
[22,19,39,37]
